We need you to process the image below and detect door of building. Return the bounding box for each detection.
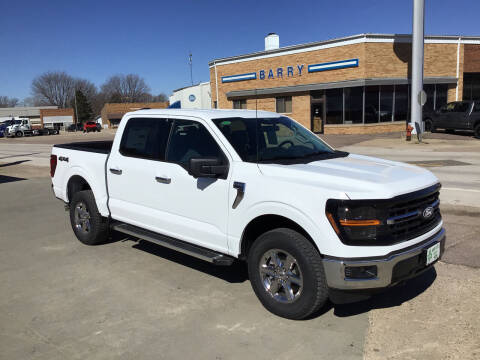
[311,101,324,134]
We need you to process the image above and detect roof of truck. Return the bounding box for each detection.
[124,108,282,120]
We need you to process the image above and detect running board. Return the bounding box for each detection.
[111,223,235,266]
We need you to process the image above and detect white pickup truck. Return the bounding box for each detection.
[51,109,445,319]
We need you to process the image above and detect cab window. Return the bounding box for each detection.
[166,119,225,168]
[119,118,172,160]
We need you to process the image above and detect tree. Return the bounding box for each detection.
[31,71,99,110]
[31,71,76,108]
[152,93,168,102]
[71,90,93,124]
[0,96,19,107]
[100,74,151,103]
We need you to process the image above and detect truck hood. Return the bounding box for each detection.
[258,154,438,200]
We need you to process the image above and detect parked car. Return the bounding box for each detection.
[96,122,102,132]
[0,122,10,137]
[67,123,83,132]
[424,100,480,138]
[84,121,99,133]
[51,109,445,319]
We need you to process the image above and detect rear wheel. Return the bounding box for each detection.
[248,228,328,319]
[69,190,109,245]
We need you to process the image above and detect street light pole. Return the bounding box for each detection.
[74,89,79,132]
[411,0,425,139]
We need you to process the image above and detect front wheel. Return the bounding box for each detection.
[424,119,433,132]
[15,131,23,137]
[69,190,109,245]
[474,124,480,139]
[248,228,329,319]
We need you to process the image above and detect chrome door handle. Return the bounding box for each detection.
[155,176,171,184]
[110,168,122,175]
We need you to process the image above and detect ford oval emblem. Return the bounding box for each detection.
[189,94,196,102]
[423,206,434,219]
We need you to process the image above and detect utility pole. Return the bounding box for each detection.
[74,89,79,131]
[410,0,426,140]
[189,53,193,86]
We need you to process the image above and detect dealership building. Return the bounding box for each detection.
[209,33,480,134]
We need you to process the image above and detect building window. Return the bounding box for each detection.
[435,84,448,109]
[233,99,247,109]
[325,89,343,124]
[365,86,380,123]
[424,84,435,112]
[463,73,480,101]
[276,96,292,113]
[394,85,409,122]
[213,101,218,109]
[380,85,394,122]
[344,87,363,124]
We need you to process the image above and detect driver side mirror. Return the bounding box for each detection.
[188,157,228,179]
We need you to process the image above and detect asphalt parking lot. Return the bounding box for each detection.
[0,131,479,359]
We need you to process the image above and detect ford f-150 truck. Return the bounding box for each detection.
[51,109,445,319]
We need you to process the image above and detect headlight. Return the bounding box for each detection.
[326,199,386,245]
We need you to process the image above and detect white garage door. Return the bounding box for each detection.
[43,115,74,124]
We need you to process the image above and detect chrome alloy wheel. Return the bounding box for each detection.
[74,202,91,234]
[259,249,303,303]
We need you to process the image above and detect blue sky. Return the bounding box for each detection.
[1,0,479,101]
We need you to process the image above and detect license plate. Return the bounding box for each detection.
[426,242,440,265]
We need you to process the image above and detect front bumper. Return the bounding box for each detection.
[322,228,446,290]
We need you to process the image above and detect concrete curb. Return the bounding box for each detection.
[441,204,480,217]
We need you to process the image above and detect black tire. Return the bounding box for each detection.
[424,119,433,132]
[15,131,23,137]
[445,129,455,134]
[474,124,480,139]
[247,228,328,319]
[69,190,109,245]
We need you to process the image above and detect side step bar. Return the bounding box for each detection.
[112,223,235,266]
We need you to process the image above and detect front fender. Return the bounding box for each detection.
[229,201,336,257]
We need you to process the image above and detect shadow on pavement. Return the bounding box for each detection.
[333,267,437,317]
[0,175,27,184]
[109,230,437,316]
[0,160,31,167]
[110,230,248,284]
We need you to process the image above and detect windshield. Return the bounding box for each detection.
[212,116,345,164]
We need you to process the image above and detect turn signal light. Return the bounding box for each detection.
[339,219,381,226]
[326,212,340,234]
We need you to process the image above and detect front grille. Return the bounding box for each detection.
[386,186,441,243]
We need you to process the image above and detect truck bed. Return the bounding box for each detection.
[53,141,113,154]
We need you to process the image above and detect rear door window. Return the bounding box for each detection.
[120,118,172,160]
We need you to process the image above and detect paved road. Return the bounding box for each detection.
[0,177,368,360]
[340,137,480,209]
[1,131,479,359]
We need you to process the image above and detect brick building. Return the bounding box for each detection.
[209,33,480,134]
[101,102,169,128]
[39,108,74,129]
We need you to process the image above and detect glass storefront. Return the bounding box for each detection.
[324,83,452,125]
[325,88,343,124]
[344,87,363,124]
